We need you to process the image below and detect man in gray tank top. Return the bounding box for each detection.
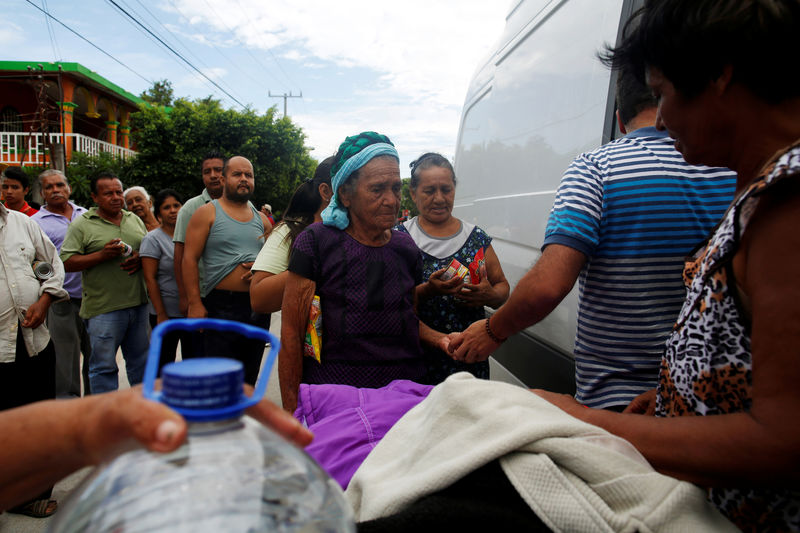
[183,156,273,384]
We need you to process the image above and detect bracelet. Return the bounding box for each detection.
[485,317,507,344]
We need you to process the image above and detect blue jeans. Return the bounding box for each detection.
[86,304,149,393]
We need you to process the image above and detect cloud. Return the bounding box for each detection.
[169,0,508,162]
[0,22,23,46]
[173,0,506,107]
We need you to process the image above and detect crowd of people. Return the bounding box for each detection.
[0,0,798,530]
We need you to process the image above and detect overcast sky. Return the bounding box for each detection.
[3,0,509,171]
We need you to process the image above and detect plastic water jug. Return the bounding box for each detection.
[47,318,355,532]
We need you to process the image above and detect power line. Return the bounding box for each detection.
[171,0,280,93]
[23,0,154,85]
[124,0,245,101]
[104,0,247,108]
[41,0,61,61]
[231,0,298,90]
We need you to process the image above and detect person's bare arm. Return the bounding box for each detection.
[0,388,187,511]
[418,320,453,354]
[259,212,273,236]
[449,243,586,363]
[278,272,316,413]
[250,270,290,314]
[183,205,214,319]
[63,239,125,272]
[0,387,313,512]
[142,257,168,323]
[413,282,454,354]
[173,242,188,315]
[454,245,510,309]
[536,187,800,488]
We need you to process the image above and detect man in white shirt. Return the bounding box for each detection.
[0,196,67,518]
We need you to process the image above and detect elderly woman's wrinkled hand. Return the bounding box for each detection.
[426,267,465,296]
[455,265,496,307]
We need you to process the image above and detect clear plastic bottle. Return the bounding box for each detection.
[48,318,355,533]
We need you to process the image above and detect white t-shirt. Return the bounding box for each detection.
[252,223,292,274]
[402,216,475,259]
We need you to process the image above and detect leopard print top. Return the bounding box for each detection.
[656,142,800,532]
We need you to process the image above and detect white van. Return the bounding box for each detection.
[453,0,644,392]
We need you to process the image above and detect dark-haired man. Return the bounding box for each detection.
[184,156,271,384]
[450,65,737,410]
[173,152,225,320]
[2,166,38,216]
[60,173,148,393]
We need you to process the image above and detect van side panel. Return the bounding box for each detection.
[454,0,625,390]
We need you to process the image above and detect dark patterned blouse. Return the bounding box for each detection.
[396,221,492,384]
[289,222,425,388]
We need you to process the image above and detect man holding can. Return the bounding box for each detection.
[60,172,148,393]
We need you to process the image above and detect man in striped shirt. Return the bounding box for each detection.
[449,65,737,410]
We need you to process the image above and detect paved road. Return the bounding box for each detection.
[0,313,283,533]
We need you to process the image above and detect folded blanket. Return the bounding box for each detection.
[294,380,433,488]
[345,373,737,533]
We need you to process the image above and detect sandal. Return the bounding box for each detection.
[8,498,58,518]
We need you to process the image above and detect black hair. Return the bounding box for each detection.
[90,171,120,194]
[615,61,658,127]
[202,150,226,166]
[600,0,800,104]
[408,152,456,190]
[281,156,335,245]
[153,188,183,222]
[2,166,30,189]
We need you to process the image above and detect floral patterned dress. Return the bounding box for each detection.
[396,219,492,384]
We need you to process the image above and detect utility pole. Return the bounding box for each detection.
[268,91,302,117]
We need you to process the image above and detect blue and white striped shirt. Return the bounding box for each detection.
[543,127,736,409]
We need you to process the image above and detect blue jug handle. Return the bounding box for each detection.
[142,318,279,413]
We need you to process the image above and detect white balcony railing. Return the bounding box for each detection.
[0,131,136,166]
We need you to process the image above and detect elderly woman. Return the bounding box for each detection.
[279,132,449,411]
[480,2,800,531]
[124,186,159,232]
[397,153,508,383]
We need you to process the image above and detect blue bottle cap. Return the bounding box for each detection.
[161,358,245,420]
[143,319,279,422]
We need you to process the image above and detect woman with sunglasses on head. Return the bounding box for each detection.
[397,153,509,384]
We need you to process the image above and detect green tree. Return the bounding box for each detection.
[68,151,128,206]
[400,178,419,220]
[125,96,316,212]
[18,152,127,208]
[139,79,174,107]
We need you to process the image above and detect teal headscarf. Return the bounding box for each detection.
[321,131,399,230]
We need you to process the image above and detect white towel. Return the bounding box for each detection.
[345,373,737,533]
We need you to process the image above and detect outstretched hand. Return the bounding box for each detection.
[447,318,498,364]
